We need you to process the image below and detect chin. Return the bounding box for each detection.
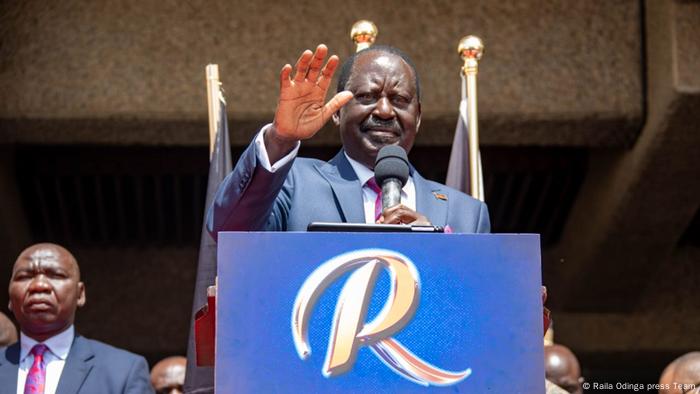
[367,140,400,153]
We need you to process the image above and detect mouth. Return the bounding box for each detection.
[26,298,54,311]
[364,128,400,144]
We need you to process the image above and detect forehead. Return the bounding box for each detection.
[154,363,186,384]
[14,247,75,272]
[348,52,416,90]
[161,365,185,377]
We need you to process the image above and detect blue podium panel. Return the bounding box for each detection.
[216,233,544,393]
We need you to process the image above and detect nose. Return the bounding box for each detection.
[28,274,51,293]
[372,96,395,119]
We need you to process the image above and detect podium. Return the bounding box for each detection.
[215,232,544,393]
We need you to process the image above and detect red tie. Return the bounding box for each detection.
[25,344,48,394]
[365,178,382,222]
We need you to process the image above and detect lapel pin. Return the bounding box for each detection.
[432,192,448,201]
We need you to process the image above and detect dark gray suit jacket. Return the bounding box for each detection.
[0,335,153,394]
[207,141,490,235]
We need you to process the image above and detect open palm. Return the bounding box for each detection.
[273,45,354,141]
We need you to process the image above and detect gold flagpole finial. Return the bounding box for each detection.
[351,20,378,52]
[458,35,484,75]
[457,35,485,201]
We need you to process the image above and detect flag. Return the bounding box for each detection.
[446,74,484,200]
[184,92,231,393]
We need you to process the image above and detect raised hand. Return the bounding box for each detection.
[269,45,353,148]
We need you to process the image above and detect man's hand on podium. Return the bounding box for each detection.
[266,44,354,163]
[377,204,431,226]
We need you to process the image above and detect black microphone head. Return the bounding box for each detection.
[374,145,410,186]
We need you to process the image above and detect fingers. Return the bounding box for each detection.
[380,205,431,225]
[381,205,406,224]
[291,44,337,86]
[317,55,340,91]
[305,45,328,82]
[293,49,313,82]
[322,91,353,120]
[279,64,292,89]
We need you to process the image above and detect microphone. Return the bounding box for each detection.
[374,145,410,214]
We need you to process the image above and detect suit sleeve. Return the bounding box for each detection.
[206,134,295,238]
[123,356,154,394]
[476,201,491,233]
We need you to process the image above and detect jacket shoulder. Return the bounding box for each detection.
[78,336,145,364]
[73,336,153,393]
[290,156,327,170]
[424,179,484,207]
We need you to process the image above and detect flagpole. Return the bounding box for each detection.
[351,20,378,52]
[458,36,484,201]
[206,64,221,159]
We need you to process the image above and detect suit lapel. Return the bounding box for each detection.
[315,151,365,223]
[56,335,94,394]
[0,343,20,394]
[414,170,448,226]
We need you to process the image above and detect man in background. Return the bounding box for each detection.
[151,356,186,394]
[0,243,153,394]
[544,343,583,394]
[0,311,17,347]
[660,352,700,394]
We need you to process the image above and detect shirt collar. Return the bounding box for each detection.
[344,152,375,186]
[20,325,75,362]
[344,152,414,191]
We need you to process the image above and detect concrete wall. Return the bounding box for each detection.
[0,0,642,146]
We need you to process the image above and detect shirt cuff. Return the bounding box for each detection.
[254,124,300,172]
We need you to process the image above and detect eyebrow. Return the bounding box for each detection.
[13,264,70,275]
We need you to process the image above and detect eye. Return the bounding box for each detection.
[392,95,410,106]
[13,273,31,280]
[354,93,376,104]
[47,270,68,279]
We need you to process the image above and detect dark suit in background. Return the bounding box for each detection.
[0,335,153,394]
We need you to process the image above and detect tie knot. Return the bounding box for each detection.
[30,344,48,357]
[366,177,381,194]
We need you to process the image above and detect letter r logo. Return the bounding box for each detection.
[291,249,472,386]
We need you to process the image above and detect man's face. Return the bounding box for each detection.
[334,51,421,169]
[8,244,85,340]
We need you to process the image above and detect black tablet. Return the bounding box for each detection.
[307,222,445,233]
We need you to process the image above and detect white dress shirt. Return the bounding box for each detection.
[344,153,416,223]
[255,126,417,224]
[17,325,74,394]
[254,124,300,172]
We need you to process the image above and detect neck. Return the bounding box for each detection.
[343,150,375,171]
[22,323,72,343]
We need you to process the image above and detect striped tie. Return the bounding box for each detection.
[365,177,382,222]
[24,344,48,394]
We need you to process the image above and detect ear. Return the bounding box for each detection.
[416,102,422,132]
[77,282,86,308]
[332,111,340,126]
